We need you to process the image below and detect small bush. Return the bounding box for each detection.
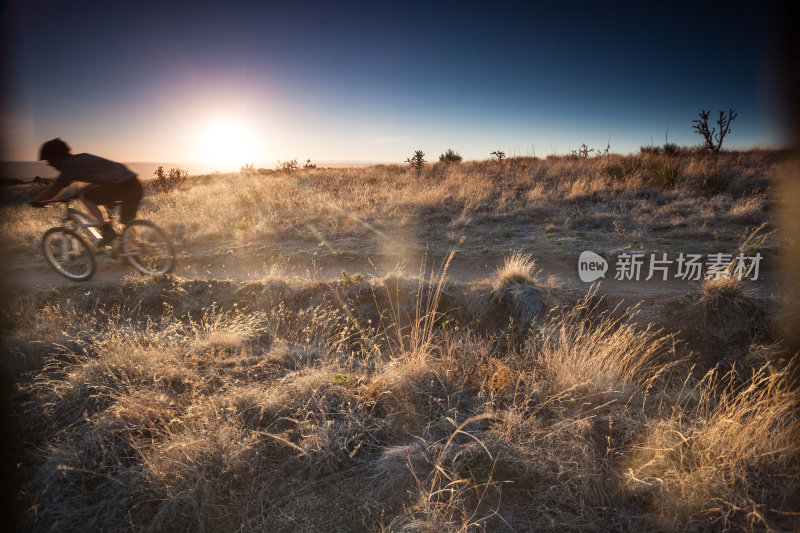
[340,270,365,286]
[650,159,680,189]
[277,159,299,174]
[640,145,662,155]
[439,149,463,163]
[152,166,187,193]
[663,143,680,156]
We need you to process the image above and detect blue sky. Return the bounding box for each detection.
[1,0,784,169]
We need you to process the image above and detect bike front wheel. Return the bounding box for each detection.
[41,227,96,281]
[121,219,175,275]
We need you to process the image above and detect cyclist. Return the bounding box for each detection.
[30,138,143,247]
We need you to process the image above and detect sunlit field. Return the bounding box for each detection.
[0,149,788,269]
[2,149,798,531]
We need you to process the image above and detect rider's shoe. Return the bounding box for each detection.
[97,225,118,248]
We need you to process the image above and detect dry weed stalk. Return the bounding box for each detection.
[377,250,456,367]
[388,414,504,532]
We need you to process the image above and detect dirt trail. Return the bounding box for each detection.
[3,252,780,300]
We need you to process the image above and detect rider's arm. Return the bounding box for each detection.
[31,165,75,203]
[31,180,68,203]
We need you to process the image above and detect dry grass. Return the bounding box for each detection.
[623,364,800,530]
[2,149,795,530]
[493,252,535,287]
[0,150,786,268]
[5,268,798,531]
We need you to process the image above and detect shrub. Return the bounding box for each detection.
[277,159,299,174]
[406,150,426,173]
[438,149,463,163]
[152,166,187,193]
[340,270,364,286]
[663,143,680,156]
[640,145,662,155]
[650,159,680,189]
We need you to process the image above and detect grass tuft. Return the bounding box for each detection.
[493,252,535,287]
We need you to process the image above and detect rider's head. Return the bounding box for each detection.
[39,138,71,169]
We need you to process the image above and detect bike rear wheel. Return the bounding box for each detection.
[121,219,175,275]
[41,227,96,281]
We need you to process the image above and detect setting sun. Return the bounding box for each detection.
[196,119,258,170]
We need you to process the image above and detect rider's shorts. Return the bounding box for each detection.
[83,176,143,225]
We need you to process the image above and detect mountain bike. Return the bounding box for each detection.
[40,192,175,281]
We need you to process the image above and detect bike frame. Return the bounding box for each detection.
[62,205,103,245]
[41,191,175,279]
[50,195,135,258]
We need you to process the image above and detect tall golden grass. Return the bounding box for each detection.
[5,253,797,531]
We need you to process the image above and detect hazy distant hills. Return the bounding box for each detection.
[0,160,384,181]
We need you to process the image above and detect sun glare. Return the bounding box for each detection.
[197,119,258,170]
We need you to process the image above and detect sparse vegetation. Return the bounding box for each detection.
[571,142,611,158]
[0,149,785,270]
[1,148,795,531]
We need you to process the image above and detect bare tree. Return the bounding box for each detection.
[491,150,506,162]
[692,109,738,153]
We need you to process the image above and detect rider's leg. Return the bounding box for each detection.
[79,187,117,246]
[78,190,110,226]
[80,179,142,246]
[118,178,143,227]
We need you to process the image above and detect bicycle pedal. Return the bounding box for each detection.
[99,244,118,257]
